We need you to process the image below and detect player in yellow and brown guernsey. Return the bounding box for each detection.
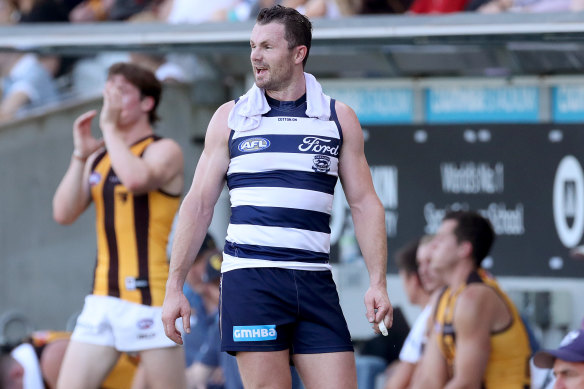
[411,211,531,389]
[52,62,185,389]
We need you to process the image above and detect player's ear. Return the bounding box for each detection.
[459,241,473,259]
[141,96,155,113]
[294,45,307,65]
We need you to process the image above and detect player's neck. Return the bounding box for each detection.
[446,259,475,290]
[416,291,431,307]
[265,72,306,102]
[118,119,154,145]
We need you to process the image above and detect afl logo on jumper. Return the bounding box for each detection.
[553,155,584,248]
[238,137,270,153]
[312,155,331,173]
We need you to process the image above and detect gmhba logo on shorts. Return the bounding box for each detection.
[238,137,270,153]
[233,325,277,342]
[553,155,584,248]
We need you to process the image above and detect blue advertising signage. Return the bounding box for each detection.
[553,85,584,123]
[323,85,414,124]
[426,86,540,123]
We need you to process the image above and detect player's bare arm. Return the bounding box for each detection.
[52,110,104,224]
[0,90,30,120]
[444,286,494,389]
[162,101,233,344]
[410,329,448,389]
[336,100,393,333]
[384,361,416,389]
[106,135,184,195]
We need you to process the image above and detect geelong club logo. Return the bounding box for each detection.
[312,155,331,173]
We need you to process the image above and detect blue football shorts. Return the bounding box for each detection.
[220,267,354,355]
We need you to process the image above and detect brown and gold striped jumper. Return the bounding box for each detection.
[434,269,531,389]
[89,135,180,306]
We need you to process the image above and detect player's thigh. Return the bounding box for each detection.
[139,346,186,389]
[129,363,147,389]
[40,338,69,389]
[293,351,357,389]
[236,350,292,389]
[56,340,120,389]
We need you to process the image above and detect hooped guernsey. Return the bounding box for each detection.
[434,269,531,389]
[89,135,180,306]
[223,94,342,272]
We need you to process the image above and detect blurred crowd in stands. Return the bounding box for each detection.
[2,0,584,122]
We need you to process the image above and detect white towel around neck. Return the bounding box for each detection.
[227,72,331,133]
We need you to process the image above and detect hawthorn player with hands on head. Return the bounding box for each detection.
[53,62,186,389]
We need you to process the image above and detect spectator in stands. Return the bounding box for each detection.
[3,0,79,98]
[474,0,574,13]
[533,329,584,389]
[210,0,270,22]
[408,0,469,14]
[12,0,69,22]
[411,210,532,389]
[69,0,155,22]
[0,348,24,389]
[0,0,61,122]
[281,0,343,18]
[332,0,360,15]
[129,53,194,84]
[214,0,349,22]
[150,0,237,24]
[0,0,17,22]
[359,0,412,14]
[0,52,60,122]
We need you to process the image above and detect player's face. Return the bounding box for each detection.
[250,22,295,92]
[553,359,584,389]
[105,74,147,127]
[399,269,420,305]
[0,0,15,24]
[430,220,463,274]
[416,241,442,293]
